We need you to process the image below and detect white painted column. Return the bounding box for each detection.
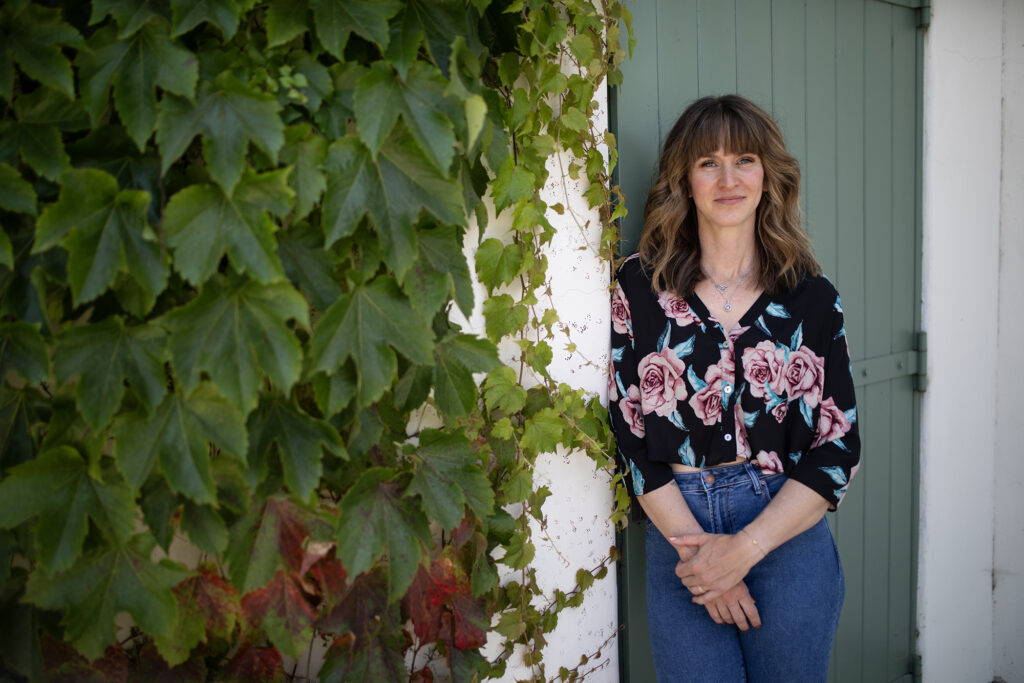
[918,1,1003,681]
[993,1,1024,680]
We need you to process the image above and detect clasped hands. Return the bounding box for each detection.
[668,531,766,631]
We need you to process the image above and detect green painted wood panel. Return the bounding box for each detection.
[611,1,922,681]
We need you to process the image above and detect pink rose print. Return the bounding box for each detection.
[812,397,852,448]
[607,355,618,402]
[733,402,751,460]
[780,346,826,408]
[657,291,701,327]
[771,401,788,423]
[688,351,733,426]
[637,348,688,417]
[618,386,645,438]
[755,450,785,474]
[742,341,785,399]
[728,325,750,345]
[611,282,632,339]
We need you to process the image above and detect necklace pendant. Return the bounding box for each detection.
[715,284,728,294]
[724,303,733,312]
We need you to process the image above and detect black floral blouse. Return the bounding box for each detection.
[609,254,860,509]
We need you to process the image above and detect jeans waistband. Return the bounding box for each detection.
[671,460,772,493]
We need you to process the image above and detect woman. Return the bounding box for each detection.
[609,95,859,682]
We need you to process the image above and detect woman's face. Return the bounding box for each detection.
[688,149,764,233]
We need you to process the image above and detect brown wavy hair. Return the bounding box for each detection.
[637,95,820,296]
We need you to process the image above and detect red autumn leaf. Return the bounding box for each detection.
[178,564,242,641]
[241,570,317,658]
[404,558,459,644]
[318,565,393,637]
[218,642,282,683]
[41,635,128,683]
[404,556,487,651]
[307,553,348,609]
[449,591,487,650]
[411,666,435,682]
[226,496,312,592]
[264,497,309,573]
[133,643,207,683]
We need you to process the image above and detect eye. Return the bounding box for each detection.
[737,155,758,165]
[697,159,716,168]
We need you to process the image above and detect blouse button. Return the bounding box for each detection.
[723,385,733,394]
[724,434,733,442]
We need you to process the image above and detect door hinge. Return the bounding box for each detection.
[914,331,927,392]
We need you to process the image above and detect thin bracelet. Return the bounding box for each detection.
[740,528,768,558]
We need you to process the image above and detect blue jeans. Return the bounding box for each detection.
[645,462,844,683]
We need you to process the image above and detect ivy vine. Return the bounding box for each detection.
[0,0,633,680]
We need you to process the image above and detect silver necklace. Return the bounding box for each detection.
[704,268,749,313]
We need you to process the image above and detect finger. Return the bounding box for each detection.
[667,534,708,548]
[727,599,749,631]
[740,596,761,629]
[706,603,724,625]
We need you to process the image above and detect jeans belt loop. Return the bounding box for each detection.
[745,462,763,494]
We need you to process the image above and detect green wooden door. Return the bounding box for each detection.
[611,2,924,681]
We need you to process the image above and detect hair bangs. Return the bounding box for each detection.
[688,104,762,161]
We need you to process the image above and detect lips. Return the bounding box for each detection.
[715,196,745,203]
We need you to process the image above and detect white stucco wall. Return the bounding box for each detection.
[993,1,1024,680]
[918,1,1004,681]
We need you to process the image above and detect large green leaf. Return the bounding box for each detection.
[0,162,37,216]
[0,447,136,572]
[309,0,401,58]
[277,222,341,312]
[0,3,83,100]
[89,0,169,39]
[247,395,345,502]
[54,318,166,431]
[156,73,284,194]
[405,430,494,531]
[335,467,430,600]
[163,168,293,285]
[309,275,433,406]
[432,332,499,417]
[78,20,198,149]
[224,496,309,593]
[3,88,90,180]
[353,61,456,173]
[280,124,326,222]
[159,275,307,414]
[401,224,474,319]
[322,126,464,277]
[112,383,247,503]
[0,322,49,385]
[24,533,189,661]
[170,0,250,39]
[34,168,167,308]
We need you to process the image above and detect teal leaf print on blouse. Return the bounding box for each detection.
[832,438,850,452]
[790,323,803,351]
[754,315,772,337]
[834,485,848,499]
[799,398,814,428]
[765,302,791,318]
[834,325,846,341]
[743,409,759,428]
[820,465,848,486]
[668,410,687,431]
[764,382,784,412]
[614,372,627,398]
[834,295,843,313]
[844,406,858,424]
[658,321,671,352]
[788,451,802,464]
[612,345,624,362]
[673,335,695,360]
[629,460,646,496]
[678,436,696,467]
[687,365,707,392]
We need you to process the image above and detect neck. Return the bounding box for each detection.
[698,224,758,281]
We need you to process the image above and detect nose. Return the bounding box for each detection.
[718,165,738,187]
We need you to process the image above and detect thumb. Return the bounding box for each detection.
[667,533,708,547]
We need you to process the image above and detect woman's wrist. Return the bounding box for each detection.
[737,527,769,562]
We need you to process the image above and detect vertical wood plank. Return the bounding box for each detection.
[615,0,662,249]
[696,0,737,95]
[805,0,839,277]
[888,377,916,680]
[863,1,894,359]
[835,0,866,362]
[656,0,699,136]
[769,0,808,172]
[862,383,893,683]
[735,0,773,109]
